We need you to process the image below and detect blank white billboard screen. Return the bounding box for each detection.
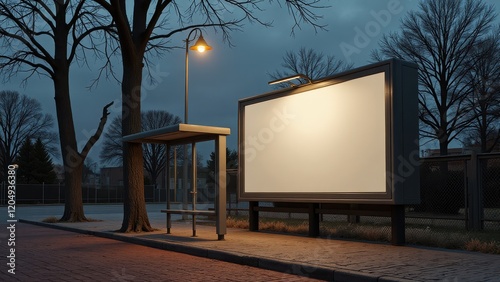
[243,72,387,193]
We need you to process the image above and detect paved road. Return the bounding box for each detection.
[2,204,500,281]
[0,223,321,281]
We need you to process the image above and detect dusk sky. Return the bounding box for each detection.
[3,0,499,167]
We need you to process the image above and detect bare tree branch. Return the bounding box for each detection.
[92,0,328,232]
[0,91,57,180]
[80,101,114,159]
[100,110,182,185]
[269,46,352,87]
[372,0,496,155]
[0,0,118,222]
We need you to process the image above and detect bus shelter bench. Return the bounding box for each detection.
[161,209,221,239]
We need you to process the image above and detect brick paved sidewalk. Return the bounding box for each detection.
[0,223,322,281]
[18,218,500,282]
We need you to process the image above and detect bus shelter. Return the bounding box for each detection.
[123,123,230,240]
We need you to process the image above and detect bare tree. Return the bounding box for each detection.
[462,33,500,152]
[0,91,56,181]
[143,111,183,185]
[269,47,353,86]
[100,111,182,185]
[0,1,114,221]
[372,0,496,155]
[92,0,327,232]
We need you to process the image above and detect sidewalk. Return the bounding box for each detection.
[8,204,500,281]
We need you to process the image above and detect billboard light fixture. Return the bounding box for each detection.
[268,74,313,87]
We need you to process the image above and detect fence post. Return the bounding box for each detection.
[348,204,360,223]
[478,156,484,230]
[467,151,481,231]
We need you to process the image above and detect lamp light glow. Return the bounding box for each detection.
[268,73,313,86]
[190,34,212,53]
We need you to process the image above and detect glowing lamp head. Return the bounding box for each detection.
[190,34,212,53]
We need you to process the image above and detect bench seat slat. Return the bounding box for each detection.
[161,209,216,215]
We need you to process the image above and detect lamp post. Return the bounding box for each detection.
[182,28,212,223]
[184,28,212,124]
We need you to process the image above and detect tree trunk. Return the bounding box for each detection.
[61,163,86,221]
[119,61,153,232]
[439,140,448,156]
[480,105,488,153]
[54,70,87,222]
[55,2,87,222]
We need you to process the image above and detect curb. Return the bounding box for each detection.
[19,219,417,282]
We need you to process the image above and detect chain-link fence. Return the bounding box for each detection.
[0,178,231,205]
[405,153,500,232]
[2,153,499,238]
[406,156,467,230]
[226,152,500,242]
[0,184,158,204]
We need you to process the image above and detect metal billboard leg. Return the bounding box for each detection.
[391,205,405,245]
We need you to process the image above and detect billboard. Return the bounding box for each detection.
[238,59,419,205]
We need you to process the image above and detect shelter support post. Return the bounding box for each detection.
[191,142,197,237]
[215,135,227,240]
[166,144,171,234]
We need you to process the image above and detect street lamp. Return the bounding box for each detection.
[182,28,212,227]
[184,28,212,123]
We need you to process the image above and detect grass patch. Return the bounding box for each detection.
[226,216,249,229]
[41,216,103,223]
[83,218,102,222]
[42,216,59,223]
[227,216,310,234]
[464,239,500,254]
[226,216,500,254]
[321,224,391,242]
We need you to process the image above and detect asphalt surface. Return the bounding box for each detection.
[1,204,500,281]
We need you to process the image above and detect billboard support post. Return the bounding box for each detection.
[249,201,259,231]
[308,203,320,237]
[391,205,405,245]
